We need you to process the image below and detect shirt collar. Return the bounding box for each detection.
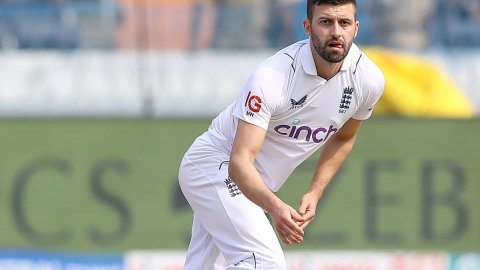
[300,38,354,75]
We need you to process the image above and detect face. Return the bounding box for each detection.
[304,3,359,63]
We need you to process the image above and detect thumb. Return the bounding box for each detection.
[298,201,309,216]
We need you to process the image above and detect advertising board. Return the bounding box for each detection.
[0,118,478,252]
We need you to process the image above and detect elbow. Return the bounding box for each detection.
[228,151,252,181]
[227,158,235,178]
[228,153,241,179]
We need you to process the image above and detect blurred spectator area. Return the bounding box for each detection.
[0,0,479,50]
[0,0,121,49]
[115,0,275,50]
[426,0,480,47]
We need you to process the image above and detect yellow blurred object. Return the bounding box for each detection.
[363,47,474,118]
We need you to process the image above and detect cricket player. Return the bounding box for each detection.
[179,0,385,268]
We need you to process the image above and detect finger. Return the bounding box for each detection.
[290,209,305,223]
[284,230,303,244]
[299,219,312,230]
[287,220,304,237]
[286,224,304,239]
[301,209,315,221]
[286,221,305,242]
[281,222,304,243]
[289,232,303,244]
[277,224,293,246]
[288,212,306,238]
[298,202,309,216]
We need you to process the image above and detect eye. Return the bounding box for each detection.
[340,20,352,27]
[320,19,330,25]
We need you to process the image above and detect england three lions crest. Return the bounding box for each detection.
[339,86,354,114]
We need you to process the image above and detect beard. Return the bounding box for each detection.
[311,31,352,63]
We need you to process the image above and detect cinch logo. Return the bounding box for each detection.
[245,91,262,116]
[274,124,338,143]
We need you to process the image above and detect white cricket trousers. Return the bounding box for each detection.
[178,135,286,269]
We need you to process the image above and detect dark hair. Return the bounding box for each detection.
[307,0,357,21]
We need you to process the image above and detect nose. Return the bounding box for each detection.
[331,22,341,38]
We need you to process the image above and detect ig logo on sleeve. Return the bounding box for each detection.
[245,91,262,116]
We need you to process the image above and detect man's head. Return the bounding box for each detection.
[304,0,359,63]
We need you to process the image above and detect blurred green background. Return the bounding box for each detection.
[1,118,478,252]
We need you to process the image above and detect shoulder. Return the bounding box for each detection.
[351,44,385,93]
[257,40,307,77]
[247,41,306,103]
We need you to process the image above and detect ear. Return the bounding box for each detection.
[303,19,312,37]
[354,21,359,38]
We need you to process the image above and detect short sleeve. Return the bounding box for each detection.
[353,63,385,120]
[232,68,283,130]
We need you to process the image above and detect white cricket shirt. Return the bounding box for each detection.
[204,39,385,192]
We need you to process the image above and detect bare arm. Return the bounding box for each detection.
[229,119,305,245]
[298,118,363,229]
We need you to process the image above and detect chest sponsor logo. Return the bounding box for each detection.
[274,124,338,143]
[245,91,262,117]
[339,86,354,114]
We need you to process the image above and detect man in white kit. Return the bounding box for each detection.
[178,0,385,268]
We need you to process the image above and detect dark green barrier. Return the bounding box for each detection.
[0,118,478,252]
